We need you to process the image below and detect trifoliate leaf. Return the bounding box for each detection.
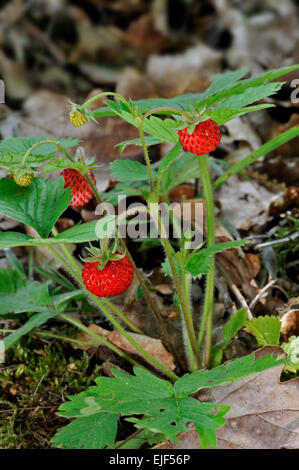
[52,352,286,450]
[175,352,286,396]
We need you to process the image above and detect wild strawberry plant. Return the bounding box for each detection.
[0,65,298,449]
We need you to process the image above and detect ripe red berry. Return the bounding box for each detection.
[178,119,221,155]
[82,256,134,297]
[61,169,96,207]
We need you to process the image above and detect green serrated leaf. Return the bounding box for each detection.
[0,136,79,156]
[217,83,282,110]
[207,103,274,126]
[161,254,182,278]
[92,65,299,121]
[53,351,286,449]
[0,268,51,316]
[175,352,286,396]
[54,221,98,243]
[3,309,57,349]
[143,116,179,143]
[109,159,156,184]
[51,413,117,449]
[223,308,248,347]
[0,221,99,249]
[282,337,299,373]
[0,152,55,170]
[160,154,202,194]
[117,136,161,153]
[186,240,248,277]
[158,142,183,176]
[0,177,72,238]
[55,367,226,449]
[245,315,281,346]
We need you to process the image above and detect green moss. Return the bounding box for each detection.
[0,337,103,449]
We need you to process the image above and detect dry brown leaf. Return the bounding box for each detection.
[281,309,299,338]
[155,346,299,449]
[123,13,168,54]
[146,44,220,98]
[71,323,175,371]
[108,330,175,371]
[269,186,299,217]
[217,243,260,300]
[215,175,280,233]
[71,323,110,350]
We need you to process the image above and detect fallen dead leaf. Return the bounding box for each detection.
[154,346,299,449]
[146,44,221,98]
[269,187,299,217]
[72,323,176,372]
[108,330,176,371]
[281,309,299,339]
[215,175,280,233]
[217,243,260,301]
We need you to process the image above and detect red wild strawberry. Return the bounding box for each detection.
[178,119,221,155]
[61,169,96,207]
[82,256,134,297]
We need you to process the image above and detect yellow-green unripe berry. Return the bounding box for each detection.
[69,110,87,127]
[13,172,34,187]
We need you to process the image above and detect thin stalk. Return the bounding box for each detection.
[141,107,193,123]
[21,140,71,168]
[102,297,142,335]
[80,92,133,113]
[114,429,144,450]
[59,313,141,367]
[182,271,196,372]
[156,213,201,369]
[137,123,155,193]
[0,325,139,368]
[197,156,215,369]
[49,244,178,381]
[84,172,181,367]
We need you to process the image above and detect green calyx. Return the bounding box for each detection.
[81,238,126,271]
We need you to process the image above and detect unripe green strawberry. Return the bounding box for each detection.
[178,119,221,155]
[61,168,96,207]
[82,256,134,297]
[13,172,34,187]
[69,110,87,127]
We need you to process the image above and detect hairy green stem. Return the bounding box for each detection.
[59,313,141,367]
[156,213,201,370]
[21,140,70,168]
[197,156,215,369]
[80,92,133,113]
[182,271,196,372]
[141,107,193,123]
[137,123,155,193]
